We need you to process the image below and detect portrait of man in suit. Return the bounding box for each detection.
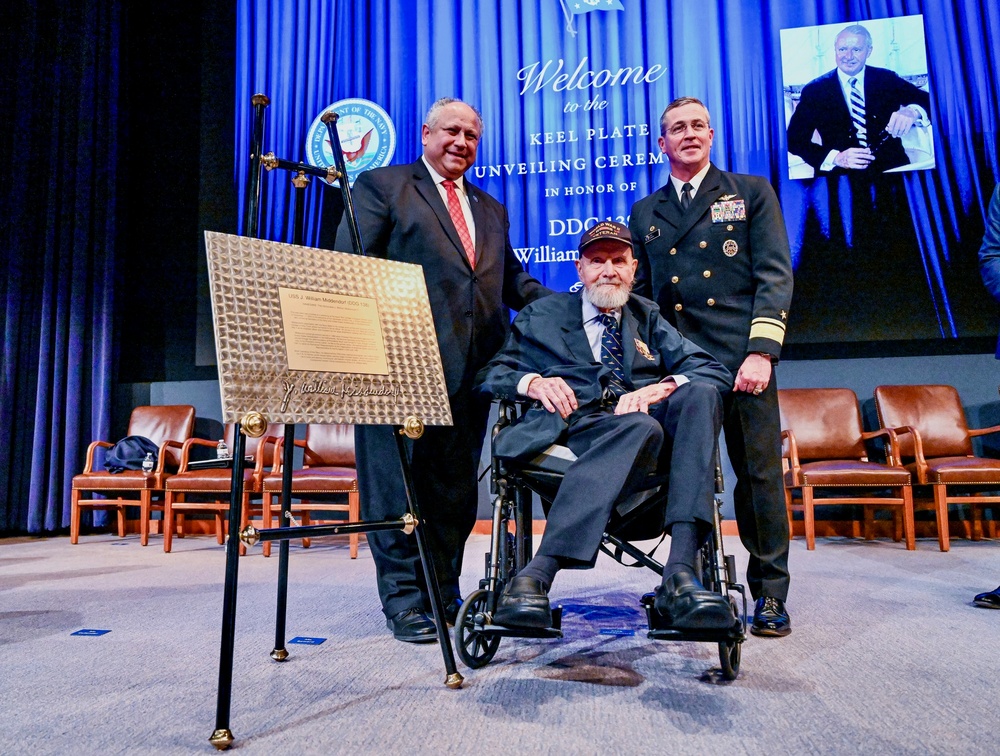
[784,20,932,178]
[334,98,547,643]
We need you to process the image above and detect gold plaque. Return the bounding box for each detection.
[204,232,452,427]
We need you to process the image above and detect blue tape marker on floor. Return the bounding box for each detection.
[288,636,326,645]
[110,542,129,546]
[599,628,636,637]
[72,629,111,637]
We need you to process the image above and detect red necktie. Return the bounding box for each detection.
[442,179,476,268]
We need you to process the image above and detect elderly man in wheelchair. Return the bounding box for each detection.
[473,221,739,643]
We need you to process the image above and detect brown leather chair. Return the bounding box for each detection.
[874,384,1000,551]
[260,423,360,558]
[779,388,915,550]
[71,405,196,546]
[161,423,281,553]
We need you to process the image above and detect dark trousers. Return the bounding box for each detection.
[536,382,723,567]
[723,379,790,601]
[354,387,491,619]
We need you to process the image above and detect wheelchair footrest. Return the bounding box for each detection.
[640,592,745,643]
[474,624,564,640]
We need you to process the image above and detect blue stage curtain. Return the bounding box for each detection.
[235,0,1000,341]
[0,1,119,533]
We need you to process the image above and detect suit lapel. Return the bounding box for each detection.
[560,296,599,365]
[467,183,487,268]
[619,304,639,384]
[412,160,471,267]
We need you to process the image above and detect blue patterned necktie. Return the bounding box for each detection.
[597,312,630,399]
[849,77,868,148]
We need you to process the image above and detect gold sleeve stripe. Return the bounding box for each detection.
[752,316,787,331]
[750,320,786,344]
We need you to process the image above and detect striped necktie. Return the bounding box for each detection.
[597,313,630,399]
[849,77,868,148]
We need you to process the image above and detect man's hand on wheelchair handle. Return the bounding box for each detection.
[615,381,677,415]
[526,376,579,418]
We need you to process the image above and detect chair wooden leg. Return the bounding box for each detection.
[301,509,311,549]
[863,506,875,541]
[891,509,902,543]
[176,512,185,539]
[71,490,81,544]
[784,486,794,538]
[349,491,360,559]
[803,488,816,550]
[140,491,151,546]
[902,486,915,551]
[933,485,949,552]
[262,493,272,558]
[116,499,126,538]
[163,493,175,553]
[971,502,984,541]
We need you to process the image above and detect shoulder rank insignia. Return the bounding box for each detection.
[634,338,655,361]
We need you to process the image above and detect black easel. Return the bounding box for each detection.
[209,94,462,752]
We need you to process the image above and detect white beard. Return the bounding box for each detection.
[584,281,632,310]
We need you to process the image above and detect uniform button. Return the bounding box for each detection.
[669,247,677,255]
[699,241,707,249]
[472,276,478,283]
[727,224,734,231]
[674,303,683,311]
[671,276,679,284]
[703,270,711,278]
[707,298,716,306]
[465,310,473,317]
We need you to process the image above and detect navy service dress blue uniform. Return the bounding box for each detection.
[629,163,794,607]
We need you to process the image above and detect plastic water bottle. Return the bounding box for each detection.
[216,439,230,459]
[141,453,155,473]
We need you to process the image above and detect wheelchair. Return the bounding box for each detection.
[454,400,748,680]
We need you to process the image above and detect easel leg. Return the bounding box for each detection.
[393,430,464,689]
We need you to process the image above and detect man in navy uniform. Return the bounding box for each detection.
[629,97,795,637]
[476,221,735,631]
[335,98,547,642]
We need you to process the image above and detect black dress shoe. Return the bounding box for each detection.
[386,609,437,643]
[973,586,1000,608]
[751,596,792,637]
[493,576,552,629]
[654,569,735,630]
[443,598,462,626]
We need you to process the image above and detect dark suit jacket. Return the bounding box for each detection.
[475,292,732,459]
[979,184,1000,357]
[787,65,931,173]
[334,158,546,395]
[628,164,793,372]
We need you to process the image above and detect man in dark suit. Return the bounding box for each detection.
[787,24,931,174]
[476,221,735,631]
[975,182,1000,610]
[628,97,795,637]
[334,98,547,642]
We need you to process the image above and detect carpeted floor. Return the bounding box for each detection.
[2,530,997,755]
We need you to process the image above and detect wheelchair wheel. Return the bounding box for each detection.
[455,589,500,669]
[718,639,741,680]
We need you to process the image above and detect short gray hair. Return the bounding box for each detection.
[836,24,873,49]
[659,97,710,137]
[424,97,484,133]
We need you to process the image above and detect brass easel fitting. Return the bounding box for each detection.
[239,526,259,547]
[401,512,418,535]
[261,152,279,171]
[241,411,268,438]
[209,728,235,750]
[400,417,424,439]
[445,672,464,689]
[292,171,309,189]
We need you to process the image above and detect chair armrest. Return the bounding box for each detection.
[886,425,927,480]
[160,439,186,473]
[83,440,113,473]
[968,424,1000,439]
[176,437,219,472]
[272,436,307,471]
[861,427,901,466]
[780,429,802,484]
[253,435,281,476]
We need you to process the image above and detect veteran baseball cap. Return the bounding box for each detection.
[578,221,633,252]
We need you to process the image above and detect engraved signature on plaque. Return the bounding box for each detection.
[277,287,390,375]
[279,378,401,412]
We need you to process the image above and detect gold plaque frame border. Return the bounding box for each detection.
[204,232,452,426]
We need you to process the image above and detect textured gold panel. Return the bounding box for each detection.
[204,232,452,426]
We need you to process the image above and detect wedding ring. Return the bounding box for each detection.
[753,387,762,395]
